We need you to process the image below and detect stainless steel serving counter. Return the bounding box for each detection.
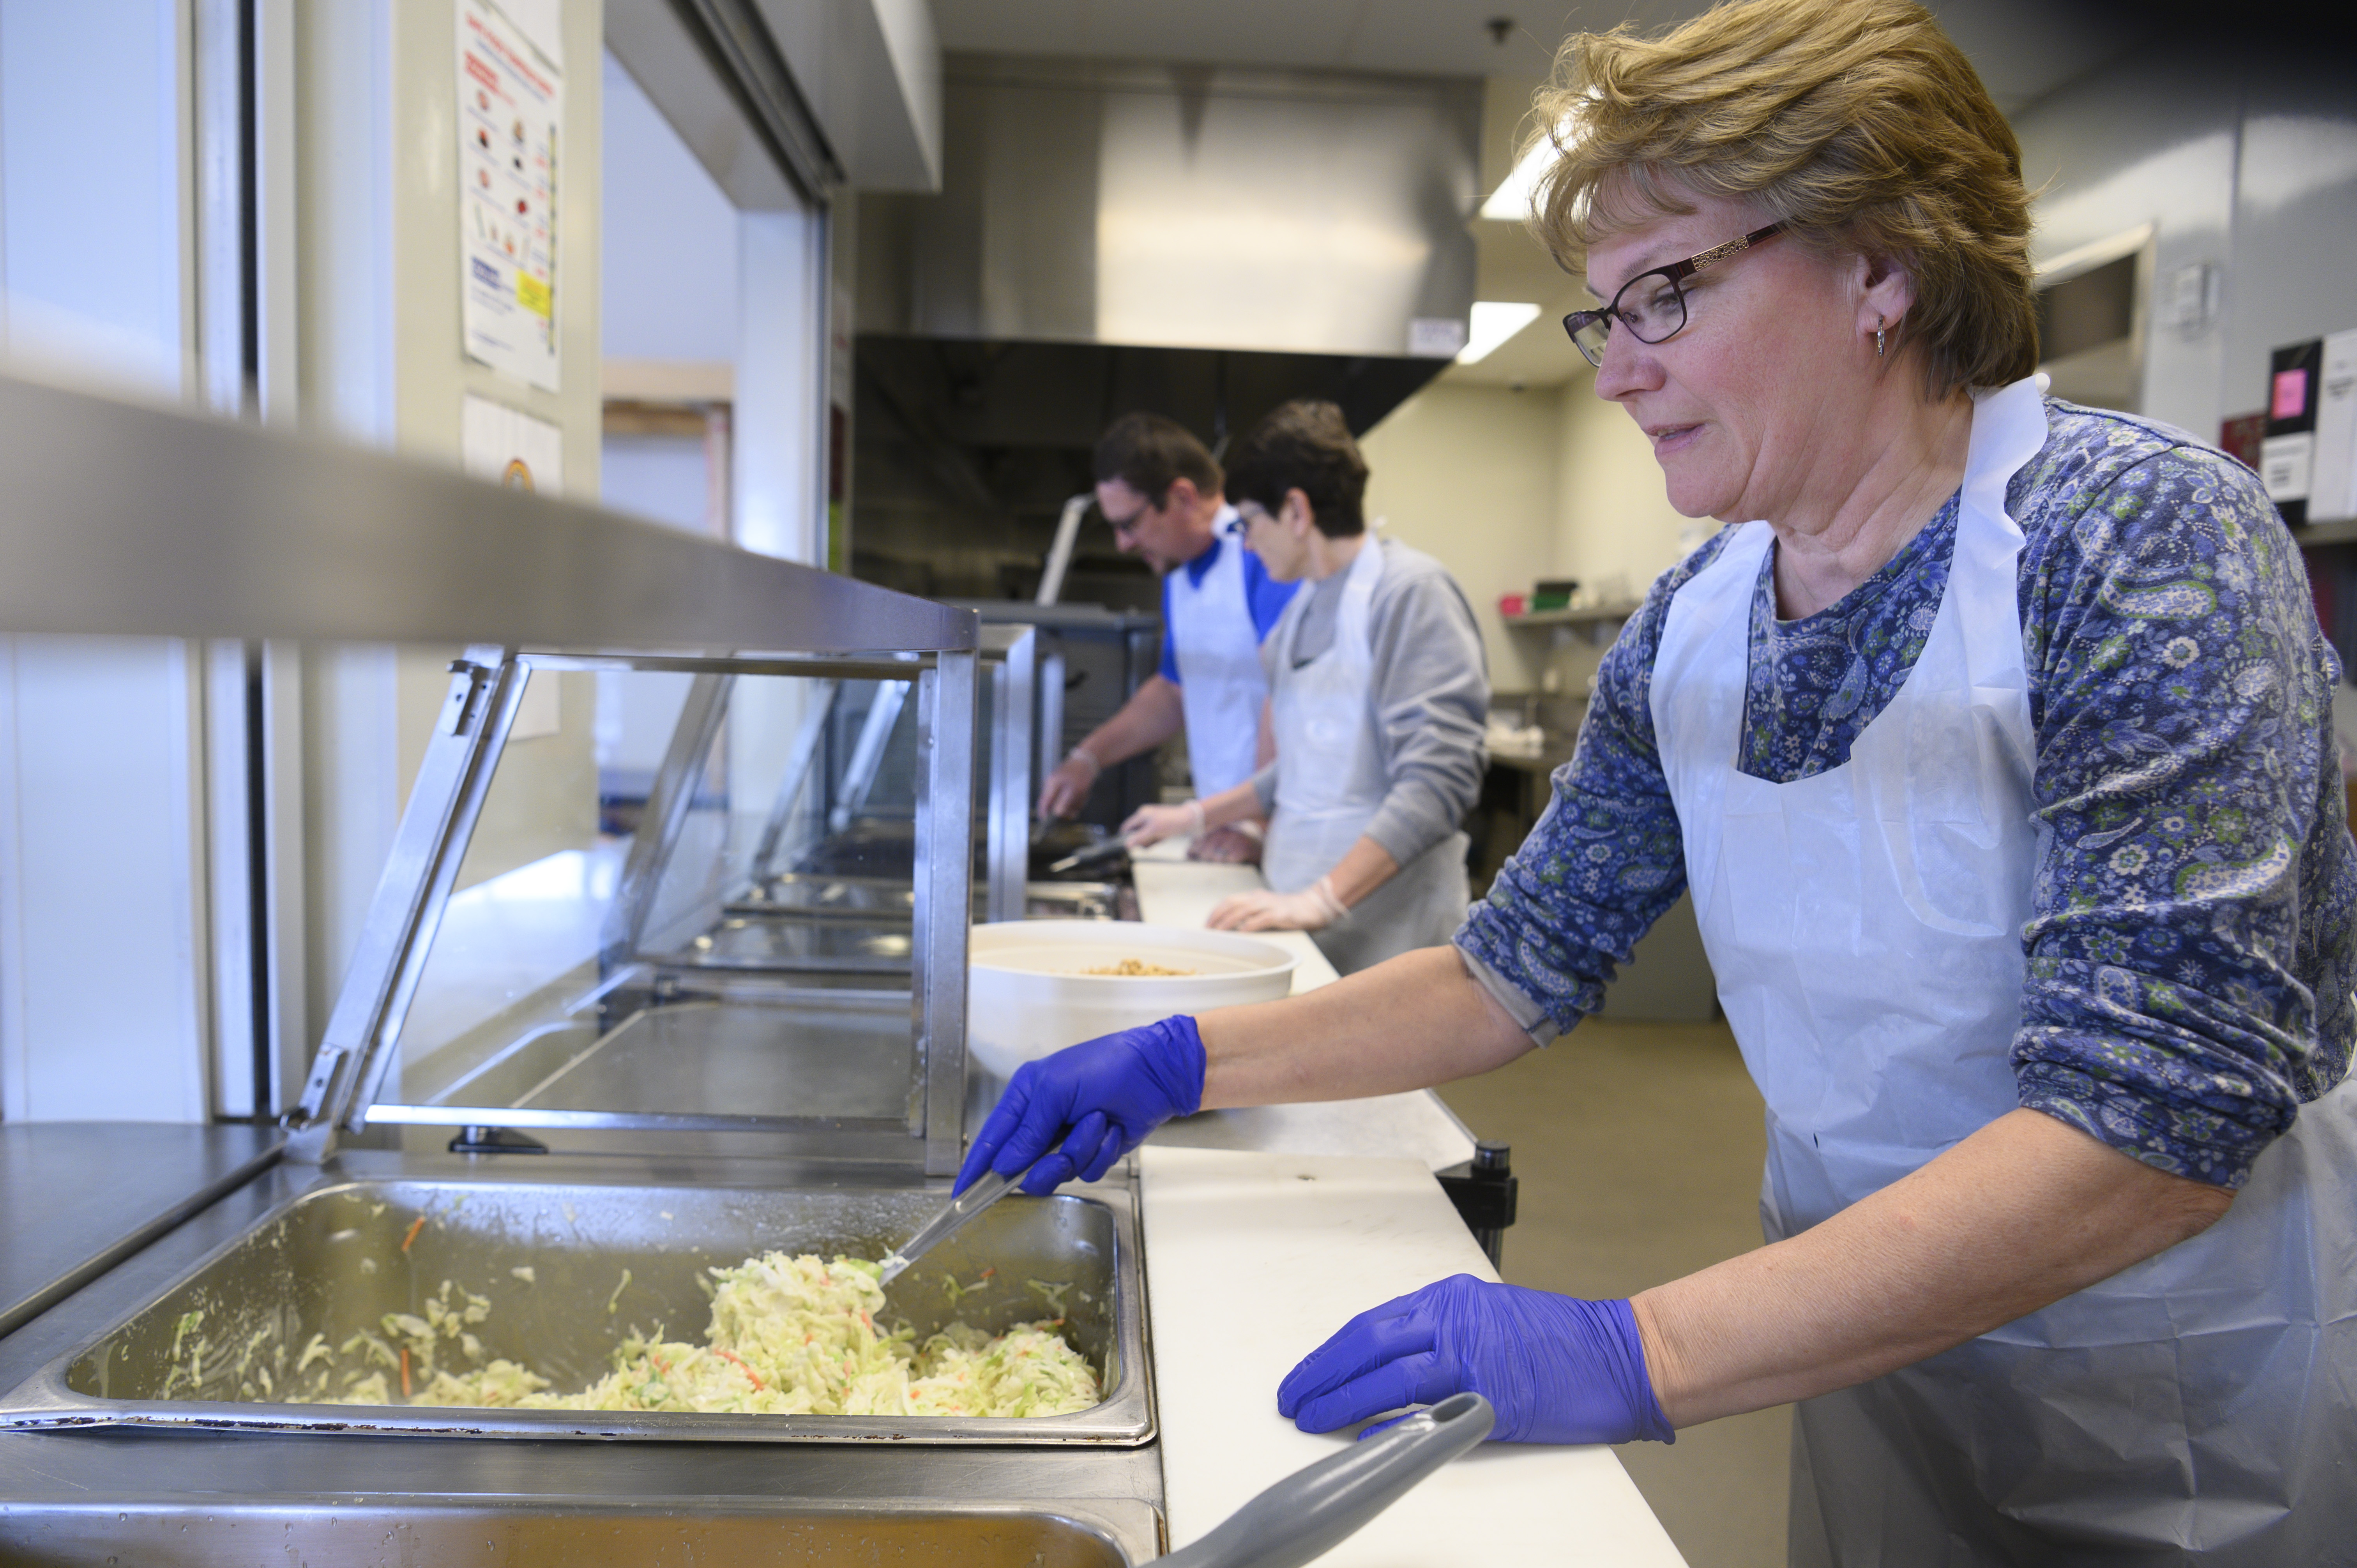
[0,1148,1166,1564]
[0,1123,283,1340]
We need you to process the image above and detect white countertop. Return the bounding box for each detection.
[1141,1145,1687,1566]
[1129,841,1479,1174]
[1086,840,1683,1561]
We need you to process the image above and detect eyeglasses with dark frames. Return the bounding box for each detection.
[1562,221,1787,367]
[1101,491,1168,535]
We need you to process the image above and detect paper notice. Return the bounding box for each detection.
[460,393,563,498]
[458,0,562,392]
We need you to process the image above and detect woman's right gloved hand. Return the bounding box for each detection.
[1120,800,1203,849]
[954,1015,1207,1196]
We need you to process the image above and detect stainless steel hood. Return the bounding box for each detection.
[857,54,1481,359]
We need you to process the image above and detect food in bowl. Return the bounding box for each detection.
[1083,958,1196,976]
[966,920,1297,1078]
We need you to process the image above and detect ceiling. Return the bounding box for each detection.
[929,0,2142,393]
[928,0,2129,115]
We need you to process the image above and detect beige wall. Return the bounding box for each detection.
[1357,365,1710,699]
[1551,368,1705,607]
[1360,381,1562,692]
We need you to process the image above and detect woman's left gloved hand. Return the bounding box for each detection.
[1275,1274,1675,1445]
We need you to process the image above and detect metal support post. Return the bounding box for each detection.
[913,651,978,1174]
[984,627,1037,925]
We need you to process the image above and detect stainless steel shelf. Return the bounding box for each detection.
[0,373,972,654]
[1501,603,1642,628]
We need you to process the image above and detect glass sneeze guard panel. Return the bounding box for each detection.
[291,644,983,1174]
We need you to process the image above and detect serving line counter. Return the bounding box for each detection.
[1120,838,1684,1564]
[0,374,1680,1563]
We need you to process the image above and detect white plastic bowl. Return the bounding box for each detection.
[965,920,1299,1079]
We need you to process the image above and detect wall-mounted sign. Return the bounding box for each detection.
[457,0,562,392]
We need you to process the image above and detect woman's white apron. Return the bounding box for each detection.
[1263,537,1468,975]
[1649,375,2357,1565]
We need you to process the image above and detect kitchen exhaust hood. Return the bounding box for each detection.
[857,53,1481,359]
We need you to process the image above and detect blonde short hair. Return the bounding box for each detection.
[1529,0,2038,399]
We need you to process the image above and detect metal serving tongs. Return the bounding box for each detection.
[877,1165,1028,1286]
[1045,833,1133,876]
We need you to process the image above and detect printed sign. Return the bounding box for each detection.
[458,0,562,392]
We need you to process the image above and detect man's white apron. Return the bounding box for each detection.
[1169,510,1268,800]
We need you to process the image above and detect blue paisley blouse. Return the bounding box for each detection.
[1456,399,2357,1190]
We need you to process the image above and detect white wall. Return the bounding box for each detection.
[2014,41,2357,438]
[0,0,215,1121]
[601,50,738,364]
[598,47,736,795]
[0,0,189,392]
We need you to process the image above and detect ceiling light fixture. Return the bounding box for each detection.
[1479,106,1581,222]
[1457,301,1542,364]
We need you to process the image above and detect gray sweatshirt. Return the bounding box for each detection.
[1249,537,1489,867]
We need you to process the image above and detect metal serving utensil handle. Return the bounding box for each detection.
[877,1165,1023,1285]
[1157,1392,1496,1568]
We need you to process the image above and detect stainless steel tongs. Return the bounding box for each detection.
[876,1165,1026,1286]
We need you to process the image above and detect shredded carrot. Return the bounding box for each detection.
[399,1347,411,1400]
[399,1216,426,1254]
[714,1347,765,1390]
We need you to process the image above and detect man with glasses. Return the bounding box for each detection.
[1036,413,1297,862]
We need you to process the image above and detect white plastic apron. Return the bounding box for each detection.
[1263,538,1468,975]
[1168,508,1268,800]
[1650,375,2357,1565]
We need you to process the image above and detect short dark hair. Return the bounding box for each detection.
[1093,412,1223,504]
[1224,400,1368,537]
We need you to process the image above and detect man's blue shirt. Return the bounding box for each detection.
[1157,530,1300,684]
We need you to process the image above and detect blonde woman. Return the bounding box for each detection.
[960,3,2356,1559]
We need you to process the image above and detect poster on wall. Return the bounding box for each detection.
[457,0,562,392]
[460,393,564,736]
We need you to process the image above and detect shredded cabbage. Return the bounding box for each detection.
[306,1253,1097,1420]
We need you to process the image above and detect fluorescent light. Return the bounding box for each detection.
[1479,104,1586,222]
[1480,138,1554,222]
[1457,301,1542,364]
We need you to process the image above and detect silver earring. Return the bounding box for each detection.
[1876,317,1887,359]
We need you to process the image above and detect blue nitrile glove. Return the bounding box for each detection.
[954,1015,1207,1197]
[1275,1274,1674,1445]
